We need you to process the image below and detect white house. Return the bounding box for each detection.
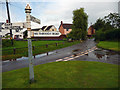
[31,25,61,38]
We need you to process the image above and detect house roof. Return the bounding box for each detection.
[62,24,72,29]
[45,25,53,31]
[41,26,47,30]
[31,28,41,31]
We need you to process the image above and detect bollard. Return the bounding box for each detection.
[56,43,58,46]
[47,52,48,56]
[33,46,35,50]
[46,44,48,48]
[13,48,16,54]
[34,55,35,58]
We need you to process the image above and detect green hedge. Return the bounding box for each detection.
[95,28,120,41]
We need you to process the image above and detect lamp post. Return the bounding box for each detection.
[25,4,34,83]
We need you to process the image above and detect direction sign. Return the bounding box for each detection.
[30,15,40,24]
[1,23,26,29]
[2,23,12,29]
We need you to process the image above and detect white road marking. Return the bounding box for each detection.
[56,59,63,62]
[63,57,69,59]
[64,58,73,61]
[57,46,98,62]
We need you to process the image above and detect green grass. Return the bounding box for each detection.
[2,61,118,88]
[2,40,80,60]
[2,40,64,49]
[97,41,120,52]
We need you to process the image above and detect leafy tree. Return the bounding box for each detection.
[93,18,105,31]
[93,13,120,31]
[68,8,88,40]
[104,13,120,29]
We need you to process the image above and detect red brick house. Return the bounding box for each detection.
[59,21,73,35]
[87,25,95,37]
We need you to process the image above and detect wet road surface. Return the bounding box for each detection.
[2,39,119,72]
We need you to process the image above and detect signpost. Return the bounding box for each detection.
[25,4,34,83]
[2,23,21,30]
[30,15,41,24]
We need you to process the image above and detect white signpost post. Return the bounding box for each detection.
[25,4,34,83]
[25,4,41,84]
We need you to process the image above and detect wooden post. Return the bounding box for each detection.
[13,48,16,54]
[56,43,58,46]
[46,44,48,48]
[47,52,48,56]
[34,55,35,58]
[33,46,35,50]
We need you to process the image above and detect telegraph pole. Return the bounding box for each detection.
[6,0,13,45]
[25,4,34,83]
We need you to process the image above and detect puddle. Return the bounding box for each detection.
[3,51,56,62]
[87,48,119,63]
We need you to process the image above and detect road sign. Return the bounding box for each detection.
[2,23,12,29]
[2,23,24,30]
[30,15,40,24]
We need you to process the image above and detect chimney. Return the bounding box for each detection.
[6,20,9,23]
[61,21,63,25]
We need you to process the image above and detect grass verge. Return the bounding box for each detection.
[2,40,80,60]
[2,61,118,88]
[97,41,120,52]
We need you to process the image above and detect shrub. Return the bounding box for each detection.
[95,28,120,41]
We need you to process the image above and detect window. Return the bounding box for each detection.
[34,33,38,35]
[52,29,54,31]
[66,29,69,31]
[16,29,19,32]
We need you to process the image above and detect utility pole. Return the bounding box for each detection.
[25,4,34,83]
[6,0,13,45]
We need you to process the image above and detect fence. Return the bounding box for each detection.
[2,41,67,61]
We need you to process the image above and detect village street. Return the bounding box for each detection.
[2,39,119,72]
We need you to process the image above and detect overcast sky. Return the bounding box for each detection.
[0,0,119,30]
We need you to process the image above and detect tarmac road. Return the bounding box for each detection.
[2,39,119,72]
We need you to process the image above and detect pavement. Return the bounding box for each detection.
[2,39,119,72]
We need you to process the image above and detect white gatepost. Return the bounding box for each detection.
[25,4,34,83]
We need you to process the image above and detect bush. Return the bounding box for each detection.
[105,29,120,41]
[95,29,105,41]
[95,28,120,41]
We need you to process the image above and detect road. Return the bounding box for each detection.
[2,39,119,72]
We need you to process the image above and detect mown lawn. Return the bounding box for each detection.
[2,40,64,49]
[2,61,118,88]
[2,40,80,60]
[97,41,120,52]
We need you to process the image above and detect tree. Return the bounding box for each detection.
[68,8,88,40]
[93,18,105,31]
[104,13,120,29]
[93,13,120,31]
